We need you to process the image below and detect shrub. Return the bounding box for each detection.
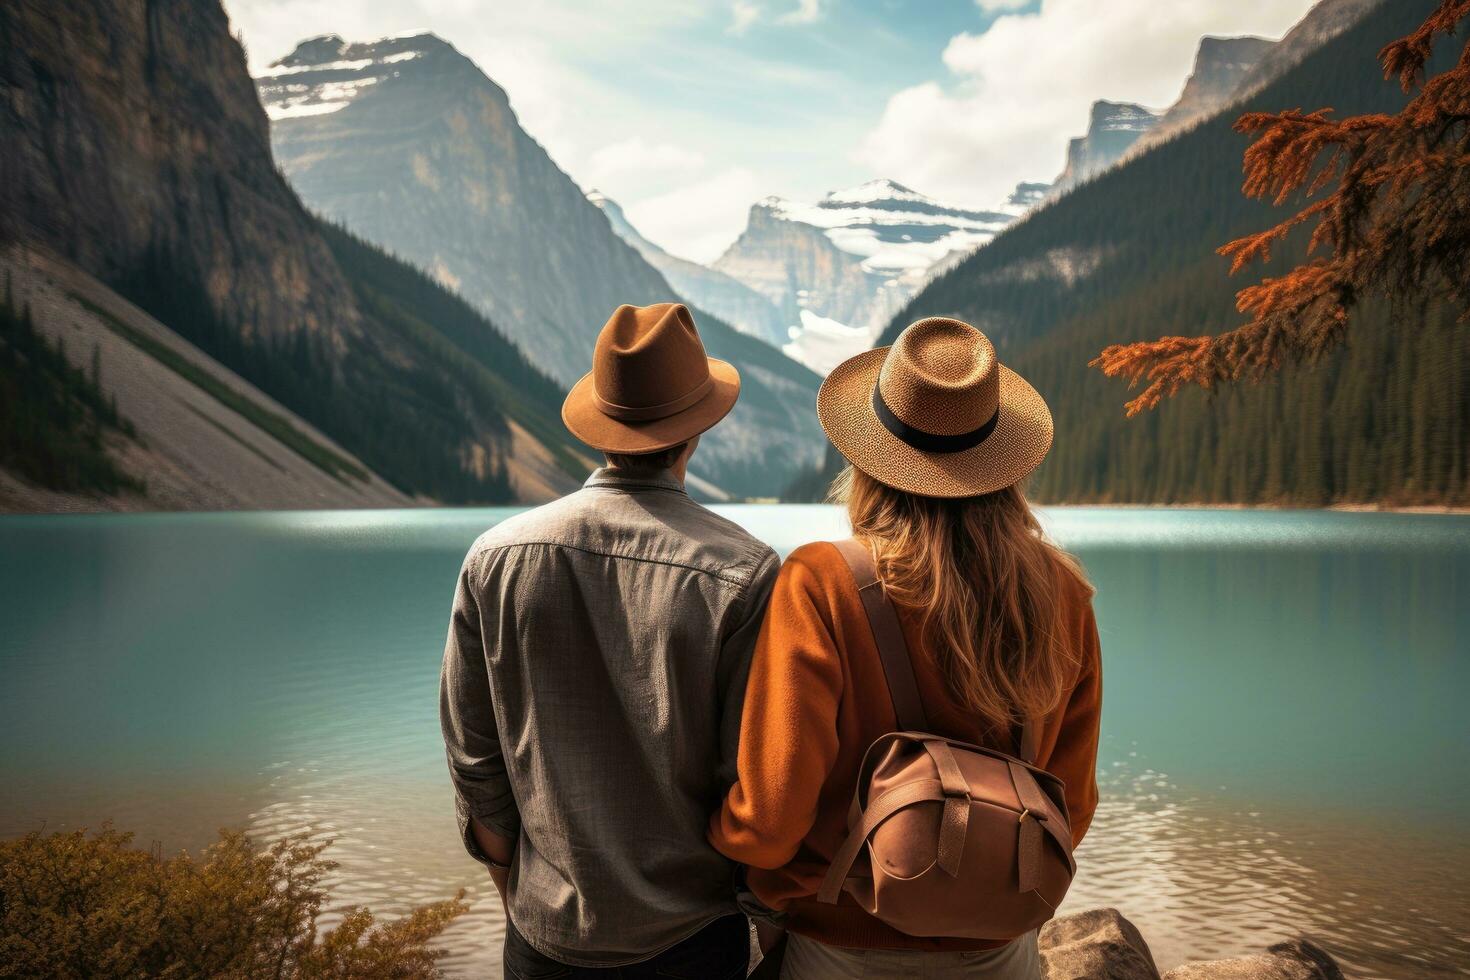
[0,826,468,979]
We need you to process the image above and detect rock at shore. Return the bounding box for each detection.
[1162,939,1347,980]
[1039,909,1346,980]
[1042,908,1162,979]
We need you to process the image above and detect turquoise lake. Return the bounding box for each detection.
[1,507,1466,978]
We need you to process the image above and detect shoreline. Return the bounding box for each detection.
[2,493,1469,516]
[1033,501,1470,515]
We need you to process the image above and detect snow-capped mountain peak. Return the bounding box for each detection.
[757,180,1015,276]
[256,32,456,120]
[713,179,1029,373]
[821,178,926,206]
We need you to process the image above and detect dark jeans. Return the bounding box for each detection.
[503,915,749,980]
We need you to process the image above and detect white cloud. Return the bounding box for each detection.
[728,0,760,35]
[624,168,763,264]
[223,0,696,171]
[858,0,1317,208]
[974,0,1029,11]
[727,0,826,34]
[777,0,823,26]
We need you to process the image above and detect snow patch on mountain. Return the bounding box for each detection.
[716,178,1028,373]
[763,179,1014,277]
[256,33,444,121]
[783,310,874,376]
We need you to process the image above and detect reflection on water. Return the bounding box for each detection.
[1070,741,1470,977]
[1,507,1466,979]
[229,729,1470,979]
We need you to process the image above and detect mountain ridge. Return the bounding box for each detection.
[712,179,1019,372]
[860,0,1467,507]
[1130,36,1278,155]
[1050,101,1160,197]
[1,0,588,507]
[588,190,789,348]
[256,30,826,497]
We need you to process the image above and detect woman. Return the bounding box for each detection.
[709,317,1102,979]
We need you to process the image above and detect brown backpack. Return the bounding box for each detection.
[815,538,1077,940]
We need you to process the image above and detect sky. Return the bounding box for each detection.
[223,0,1319,264]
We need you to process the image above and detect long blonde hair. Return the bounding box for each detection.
[832,465,1090,730]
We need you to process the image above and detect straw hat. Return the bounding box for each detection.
[563,303,740,453]
[818,317,1053,498]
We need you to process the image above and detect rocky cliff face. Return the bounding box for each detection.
[259,32,677,384]
[0,0,358,343]
[589,190,788,348]
[1137,36,1278,151]
[257,33,824,497]
[1051,101,1160,196]
[1231,0,1383,99]
[1123,1,1383,163]
[2,0,592,506]
[714,179,1016,372]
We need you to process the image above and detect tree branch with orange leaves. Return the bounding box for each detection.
[1093,0,1470,416]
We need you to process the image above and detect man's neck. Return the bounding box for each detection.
[593,464,686,491]
[602,464,682,487]
[601,458,690,487]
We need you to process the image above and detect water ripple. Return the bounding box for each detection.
[225,743,1470,979]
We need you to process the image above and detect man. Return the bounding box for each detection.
[440,303,779,978]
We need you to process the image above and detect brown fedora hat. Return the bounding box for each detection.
[818,317,1053,498]
[563,303,740,453]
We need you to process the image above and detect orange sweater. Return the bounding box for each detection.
[709,541,1102,951]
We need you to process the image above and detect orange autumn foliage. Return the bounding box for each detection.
[1093,0,1470,415]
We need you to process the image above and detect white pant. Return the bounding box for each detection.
[779,931,1040,980]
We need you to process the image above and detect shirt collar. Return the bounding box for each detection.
[584,466,687,495]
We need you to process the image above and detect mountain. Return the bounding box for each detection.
[0,245,414,511]
[256,33,670,384]
[713,179,1017,373]
[1050,101,1160,197]
[0,1,356,343]
[1003,182,1052,213]
[256,33,824,497]
[1131,36,1278,154]
[588,190,788,347]
[1,0,588,508]
[847,0,1467,508]
[1127,0,1386,160]
[1233,0,1384,98]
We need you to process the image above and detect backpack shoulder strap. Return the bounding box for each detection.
[831,538,929,732]
[1017,718,1040,766]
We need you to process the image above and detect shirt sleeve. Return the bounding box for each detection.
[709,552,845,870]
[1049,596,1103,846]
[439,546,521,865]
[715,547,782,788]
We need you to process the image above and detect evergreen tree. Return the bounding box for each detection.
[833,0,1470,508]
[1096,0,1470,414]
[0,282,142,495]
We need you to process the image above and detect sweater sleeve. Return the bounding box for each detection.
[714,547,782,788]
[1048,596,1103,846]
[709,551,845,870]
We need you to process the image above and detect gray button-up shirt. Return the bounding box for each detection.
[440,466,780,966]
